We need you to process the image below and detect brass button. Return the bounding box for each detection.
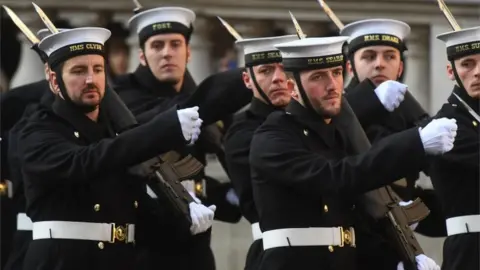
[328,245,334,252]
[74,131,79,138]
[303,129,309,136]
[473,121,478,127]
[134,201,138,208]
[323,205,329,213]
[98,242,104,249]
[94,204,100,212]
[351,204,356,210]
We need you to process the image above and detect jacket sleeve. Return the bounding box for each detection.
[19,107,185,185]
[344,79,389,127]
[249,120,427,198]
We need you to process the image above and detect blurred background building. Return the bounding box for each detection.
[1,0,479,269]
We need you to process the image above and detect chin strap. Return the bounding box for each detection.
[247,67,272,106]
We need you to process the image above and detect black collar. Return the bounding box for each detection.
[449,85,480,115]
[52,96,115,142]
[249,97,278,120]
[133,64,196,98]
[286,99,337,148]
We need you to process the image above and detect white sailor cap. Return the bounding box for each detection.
[437,26,480,61]
[340,19,410,54]
[36,28,70,40]
[38,27,111,69]
[274,36,348,71]
[128,7,195,45]
[235,35,298,67]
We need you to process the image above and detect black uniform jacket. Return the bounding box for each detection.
[250,100,427,270]
[224,97,278,270]
[4,91,54,270]
[17,95,189,270]
[0,80,48,268]
[429,86,479,270]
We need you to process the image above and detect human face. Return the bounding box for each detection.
[348,45,403,86]
[139,33,190,85]
[242,63,291,107]
[448,54,480,99]
[298,66,344,117]
[51,54,105,107]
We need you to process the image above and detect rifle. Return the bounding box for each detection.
[336,99,428,270]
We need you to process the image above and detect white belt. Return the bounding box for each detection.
[262,227,355,250]
[446,215,480,236]
[17,213,33,231]
[251,222,262,240]
[32,221,135,243]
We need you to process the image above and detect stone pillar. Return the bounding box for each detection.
[10,35,45,88]
[403,25,430,111]
[187,17,214,84]
[429,23,455,115]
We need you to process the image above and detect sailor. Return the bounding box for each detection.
[114,7,246,270]
[339,19,446,236]
[430,25,480,270]
[249,36,452,270]
[224,34,298,270]
[16,26,213,270]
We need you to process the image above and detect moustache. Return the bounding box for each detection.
[82,87,100,95]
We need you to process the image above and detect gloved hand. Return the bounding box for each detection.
[176,106,202,143]
[189,202,216,235]
[374,80,407,112]
[226,188,240,206]
[399,200,419,230]
[397,254,440,270]
[419,118,457,155]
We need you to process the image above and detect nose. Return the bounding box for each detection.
[374,56,386,70]
[272,66,285,83]
[474,62,480,77]
[161,44,174,58]
[85,74,93,84]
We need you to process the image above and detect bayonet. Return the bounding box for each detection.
[437,0,461,31]
[288,11,306,39]
[217,16,243,41]
[32,3,59,34]
[317,0,344,30]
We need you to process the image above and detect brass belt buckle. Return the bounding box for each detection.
[110,223,128,243]
[339,227,356,247]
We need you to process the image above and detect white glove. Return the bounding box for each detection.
[226,188,240,206]
[374,80,407,112]
[397,254,440,270]
[399,200,419,230]
[189,202,216,235]
[419,118,457,155]
[177,106,202,143]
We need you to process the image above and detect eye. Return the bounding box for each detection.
[361,54,375,61]
[333,70,343,77]
[461,61,474,68]
[385,54,396,60]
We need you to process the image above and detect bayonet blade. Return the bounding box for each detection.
[317,0,344,30]
[288,11,306,39]
[217,16,243,41]
[2,5,39,44]
[437,0,461,31]
[32,2,59,34]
